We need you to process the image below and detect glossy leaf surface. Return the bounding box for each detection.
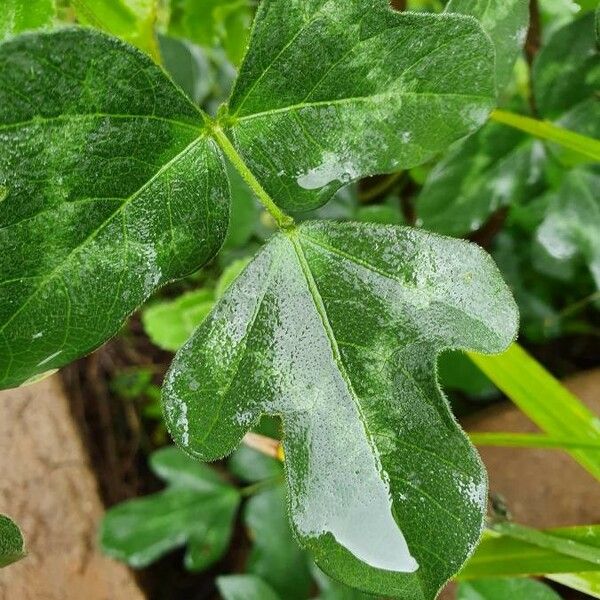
[537,168,600,290]
[217,575,281,600]
[0,0,55,39]
[0,29,229,389]
[446,0,529,92]
[225,0,496,212]
[0,514,25,568]
[164,221,518,598]
[457,578,561,600]
[100,447,239,570]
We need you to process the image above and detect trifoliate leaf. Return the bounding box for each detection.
[536,168,600,290]
[163,221,518,599]
[0,29,229,389]
[143,290,215,352]
[100,447,239,570]
[533,11,600,119]
[224,1,496,212]
[72,0,161,61]
[416,120,546,236]
[217,575,282,600]
[446,0,529,93]
[0,0,55,40]
[244,486,312,600]
[457,578,561,600]
[0,514,25,568]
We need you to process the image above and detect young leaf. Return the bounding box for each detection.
[168,0,253,66]
[0,29,229,389]
[100,447,240,570]
[217,575,282,600]
[0,514,25,568]
[445,0,529,93]
[163,221,518,599]
[533,11,599,119]
[72,0,161,62]
[469,343,600,480]
[457,578,561,600]
[244,486,312,600]
[0,0,55,40]
[459,526,600,579]
[223,1,496,212]
[537,168,600,290]
[143,290,215,352]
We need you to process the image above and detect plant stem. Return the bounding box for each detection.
[211,125,296,230]
[242,432,284,461]
[490,109,600,163]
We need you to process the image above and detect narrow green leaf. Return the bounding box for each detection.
[0,29,229,389]
[0,0,55,40]
[457,578,561,600]
[459,526,600,584]
[143,290,214,352]
[469,343,600,480]
[72,0,161,62]
[0,514,25,568]
[537,168,600,290]
[100,447,240,570]
[470,432,600,450]
[490,109,600,163]
[217,575,282,600]
[164,221,518,599]
[244,486,312,599]
[549,572,600,598]
[445,0,529,92]
[224,1,496,212]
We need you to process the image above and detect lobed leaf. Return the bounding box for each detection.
[0,514,25,568]
[100,447,239,570]
[224,0,497,212]
[0,29,229,389]
[163,221,518,598]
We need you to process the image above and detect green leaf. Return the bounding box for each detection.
[445,0,529,92]
[143,290,215,352]
[216,258,253,299]
[163,221,518,599]
[229,444,282,483]
[312,563,375,600]
[0,29,229,389]
[460,526,600,581]
[438,350,497,398]
[469,343,600,480]
[224,2,496,212]
[457,578,561,600]
[217,575,282,600]
[0,514,25,568]
[100,447,240,570]
[244,486,312,600]
[533,11,600,119]
[72,0,161,61]
[536,168,600,290]
[470,432,600,450]
[0,0,55,40]
[416,120,546,236]
[168,0,253,66]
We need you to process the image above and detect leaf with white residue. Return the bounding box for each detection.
[223,0,496,212]
[163,221,518,598]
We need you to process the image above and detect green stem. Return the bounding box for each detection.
[211,125,295,230]
[490,109,600,163]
